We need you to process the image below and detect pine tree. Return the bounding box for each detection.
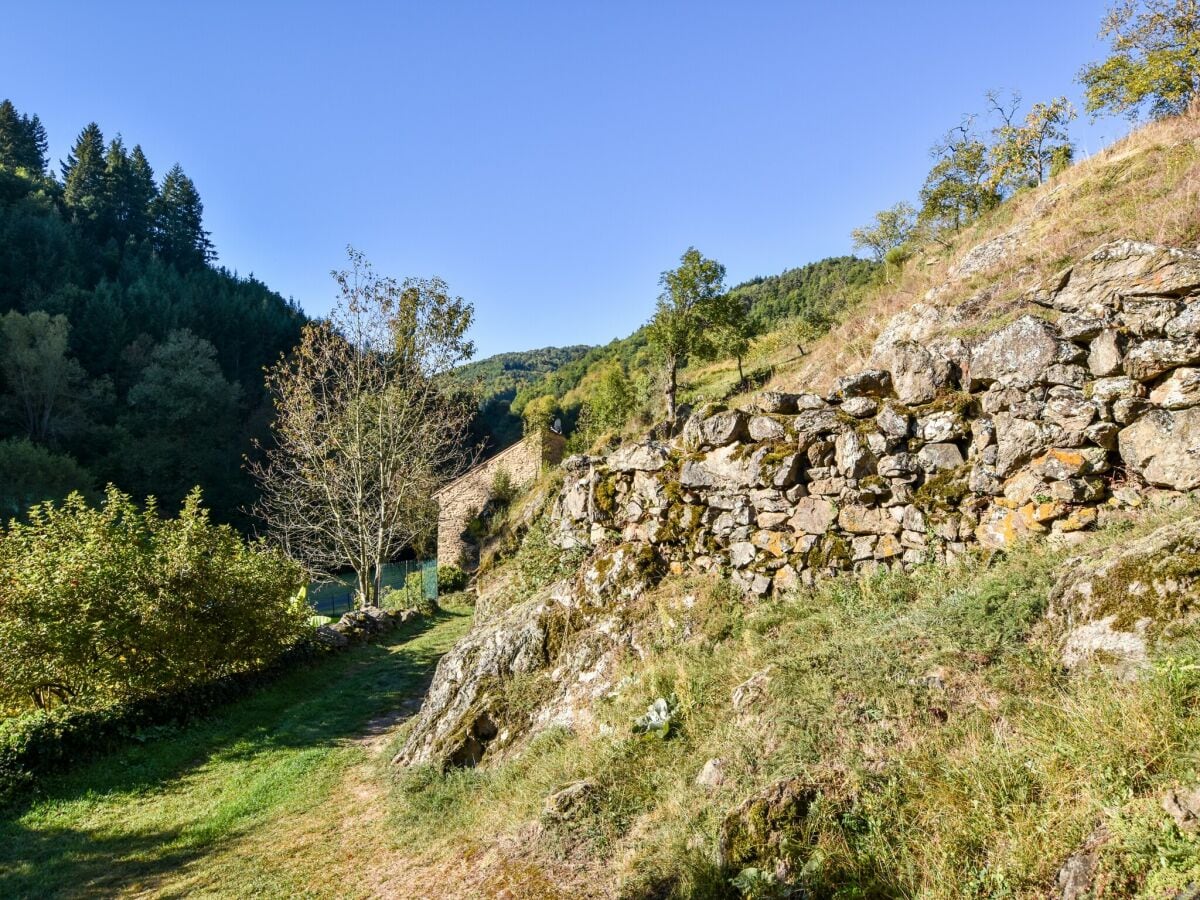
[126,145,158,241]
[0,99,48,174]
[152,164,213,268]
[61,123,108,224]
[102,136,133,242]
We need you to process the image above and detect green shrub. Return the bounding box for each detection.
[491,468,517,506]
[438,564,468,594]
[381,571,437,616]
[0,486,307,713]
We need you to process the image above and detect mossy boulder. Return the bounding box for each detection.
[717,778,817,871]
[1047,516,1200,672]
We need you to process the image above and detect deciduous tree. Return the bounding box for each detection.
[1080,0,1200,120]
[647,247,727,427]
[253,250,477,607]
[851,202,917,264]
[119,329,243,510]
[579,362,634,439]
[918,118,1000,237]
[987,91,1076,191]
[0,310,86,444]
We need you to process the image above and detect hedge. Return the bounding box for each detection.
[0,634,333,805]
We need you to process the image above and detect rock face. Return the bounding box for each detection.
[1046,516,1200,671]
[1118,407,1200,490]
[395,544,657,768]
[393,592,560,767]
[968,316,1064,389]
[1035,241,1200,313]
[400,239,1200,771]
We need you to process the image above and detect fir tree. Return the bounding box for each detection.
[152,164,213,268]
[25,114,48,174]
[102,136,133,242]
[61,123,108,224]
[0,99,48,174]
[126,145,158,241]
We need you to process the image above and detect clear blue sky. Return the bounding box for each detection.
[3,1,1125,359]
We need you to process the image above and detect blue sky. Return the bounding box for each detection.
[3,1,1125,358]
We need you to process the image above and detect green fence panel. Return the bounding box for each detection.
[306,558,436,616]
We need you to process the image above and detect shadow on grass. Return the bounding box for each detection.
[0,819,209,899]
[0,606,468,898]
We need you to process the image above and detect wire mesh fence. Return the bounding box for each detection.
[306,559,437,618]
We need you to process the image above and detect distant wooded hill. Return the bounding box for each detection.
[0,98,305,526]
[465,255,876,456]
[455,345,594,451]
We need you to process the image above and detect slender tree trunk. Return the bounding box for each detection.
[357,565,373,609]
[736,355,745,388]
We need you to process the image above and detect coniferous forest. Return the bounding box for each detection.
[0,99,305,526]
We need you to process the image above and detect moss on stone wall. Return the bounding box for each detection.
[913,465,971,513]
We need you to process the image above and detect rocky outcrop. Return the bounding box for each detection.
[399,239,1200,770]
[394,544,658,767]
[540,240,1200,597]
[1046,515,1200,672]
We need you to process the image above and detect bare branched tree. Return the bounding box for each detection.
[252,248,478,606]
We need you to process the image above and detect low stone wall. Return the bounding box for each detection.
[436,430,566,569]
[549,240,1200,595]
[398,238,1200,770]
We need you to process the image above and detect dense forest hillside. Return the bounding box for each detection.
[0,99,305,525]
[455,345,592,450]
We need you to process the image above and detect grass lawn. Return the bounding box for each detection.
[0,602,473,899]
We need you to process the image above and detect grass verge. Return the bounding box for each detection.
[0,602,472,899]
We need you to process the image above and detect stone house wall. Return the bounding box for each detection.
[436,429,566,569]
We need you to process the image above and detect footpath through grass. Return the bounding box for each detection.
[0,602,472,899]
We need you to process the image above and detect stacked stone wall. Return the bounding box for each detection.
[436,430,565,568]
[549,240,1200,595]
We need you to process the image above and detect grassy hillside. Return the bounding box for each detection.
[474,256,878,457]
[378,505,1200,898]
[364,110,1200,897]
[16,511,1196,896]
[757,112,1200,400]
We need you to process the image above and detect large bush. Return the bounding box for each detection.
[0,486,307,712]
[437,564,468,594]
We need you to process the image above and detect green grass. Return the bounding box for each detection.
[383,522,1200,898]
[0,603,472,899]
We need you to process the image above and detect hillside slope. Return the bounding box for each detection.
[383,112,1200,898]
[0,100,306,525]
[466,258,877,460]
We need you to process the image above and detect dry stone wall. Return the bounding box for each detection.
[436,429,566,568]
[397,239,1200,770]
[548,240,1200,596]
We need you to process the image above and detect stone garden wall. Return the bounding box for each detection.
[436,429,566,568]
[397,239,1200,769]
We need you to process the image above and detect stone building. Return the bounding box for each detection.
[435,429,566,569]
